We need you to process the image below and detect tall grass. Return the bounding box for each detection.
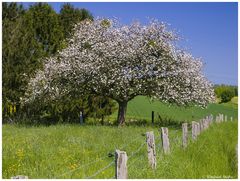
[132,121,238,179]
[3,120,237,178]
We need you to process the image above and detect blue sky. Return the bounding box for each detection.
[22,2,238,85]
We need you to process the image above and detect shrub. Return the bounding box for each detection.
[214,85,238,98]
[220,89,235,103]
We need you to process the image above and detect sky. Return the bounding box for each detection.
[22,2,238,85]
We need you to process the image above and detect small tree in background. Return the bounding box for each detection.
[220,89,235,103]
[23,18,215,125]
[214,84,237,103]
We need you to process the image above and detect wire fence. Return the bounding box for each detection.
[83,140,146,179]
[54,154,110,179]
[18,113,230,179]
[128,142,146,160]
[54,133,146,179]
[84,160,115,179]
[119,136,143,150]
[128,154,145,169]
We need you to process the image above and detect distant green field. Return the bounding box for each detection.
[3,121,238,179]
[105,96,238,125]
[231,96,238,105]
[216,96,238,104]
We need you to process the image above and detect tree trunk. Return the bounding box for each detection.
[117,101,128,126]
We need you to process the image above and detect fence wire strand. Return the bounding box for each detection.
[54,154,111,179]
[54,114,220,179]
[85,160,115,179]
[55,135,143,179]
[128,154,145,169]
[119,136,142,150]
[128,142,146,160]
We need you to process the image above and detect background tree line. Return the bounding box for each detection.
[3,2,116,125]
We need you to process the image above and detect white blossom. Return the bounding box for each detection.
[23,18,215,109]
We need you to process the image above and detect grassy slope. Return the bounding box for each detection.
[231,96,238,105]
[3,121,238,179]
[138,121,238,179]
[107,96,238,124]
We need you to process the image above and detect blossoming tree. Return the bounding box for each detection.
[24,18,215,125]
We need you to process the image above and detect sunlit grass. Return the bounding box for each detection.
[105,96,238,124]
[231,96,238,105]
[3,120,237,179]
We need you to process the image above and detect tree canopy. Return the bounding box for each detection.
[24,18,215,125]
[214,84,237,103]
[3,3,115,124]
[59,3,93,38]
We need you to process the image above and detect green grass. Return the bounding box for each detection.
[141,121,238,179]
[3,120,238,179]
[105,96,238,125]
[216,96,238,104]
[3,96,238,178]
[231,96,238,105]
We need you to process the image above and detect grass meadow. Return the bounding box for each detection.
[3,121,238,178]
[2,96,238,179]
[104,96,237,125]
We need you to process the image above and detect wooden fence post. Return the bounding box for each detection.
[225,115,227,122]
[207,116,210,126]
[197,122,200,135]
[151,111,154,125]
[204,119,208,130]
[205,118,209,129]
[80,111,84,125]
[146,131,156,169]
[11,175,28,179]
[192,121,198,140]
[218,114,221,122]
[182,123,188,148]
[199,120,204,132]
[201,119,205,130]
[231,117,233,121]
[202,119,205,131]
[209,114,213,124]
[205,119,208,129]
[101,114,104,125]
[161,127,170,154]
[115,150,128,179]
[205,118,208,129]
